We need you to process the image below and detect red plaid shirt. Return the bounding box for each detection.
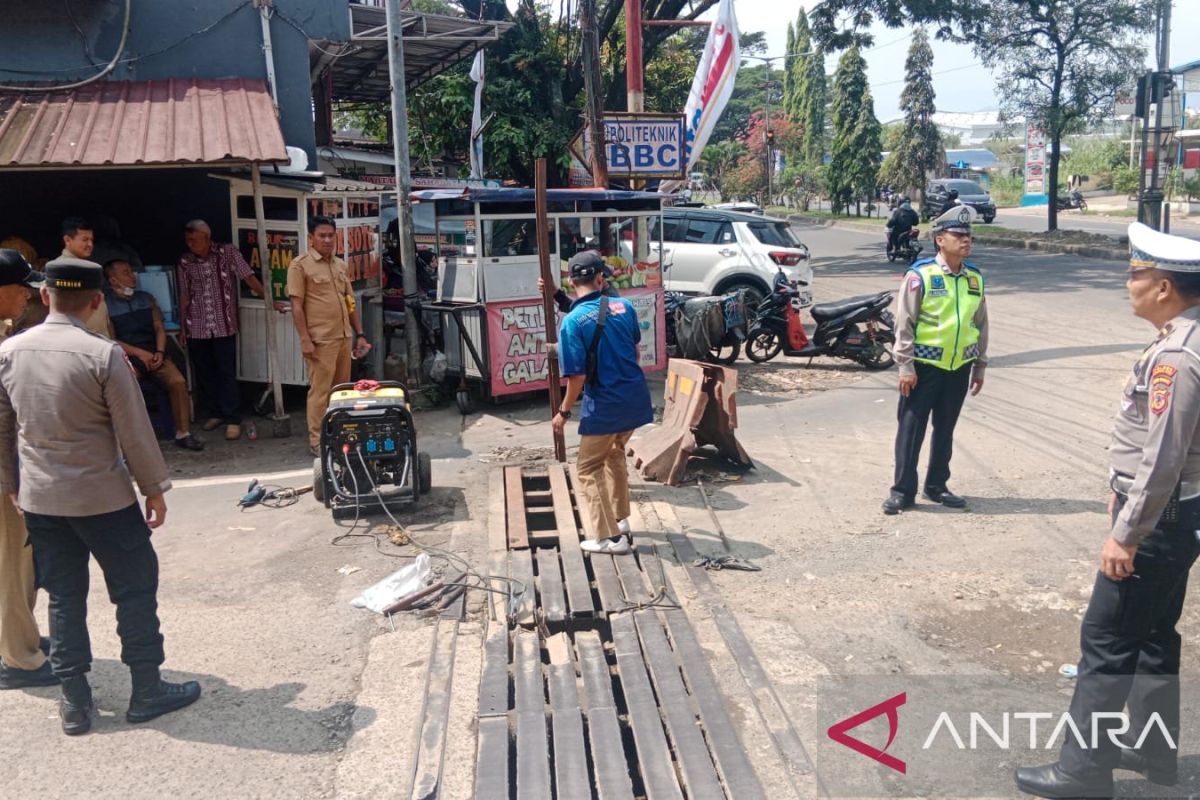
[177,243,254,339]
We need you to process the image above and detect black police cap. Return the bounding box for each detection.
[0,249,44,288]
[44,257,104,290]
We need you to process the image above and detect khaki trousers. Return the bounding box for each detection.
[576,430,634,541]
[147,359,191,435]
[0,498,44,671]
[306,337,352,448]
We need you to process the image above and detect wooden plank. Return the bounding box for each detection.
[479,617,510,718]
[575,632,635,800]
[591,554,625,614]
[514,631,551,800]
[546,634,591,800]
[637,542,763,798]
[523,489,553,504]
[549,464,594,618]
[632,608,725,799]
[610,613,684,800]
[510,549,536,628]
[535,548,566,625]
[408,619,459,800]
[486,469,509,623]
[474,716,511,800]
[505,465,529,550]
[666,529,818,791]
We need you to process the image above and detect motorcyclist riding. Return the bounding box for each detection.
[886,197,919,257]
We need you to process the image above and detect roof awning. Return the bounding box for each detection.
[0,78,288,170]
[314,7,512,103]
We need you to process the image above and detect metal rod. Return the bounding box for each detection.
[625,0,644,112]
[384,0,422,382]
[251,163,286,425]
[535,159,567,463]
[255,0,280,106]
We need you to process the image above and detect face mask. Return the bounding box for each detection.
[118,286,134,297]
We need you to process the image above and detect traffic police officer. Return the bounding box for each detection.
[1017,224,1200,798]
[0,257,200,735]
[883,205,989,514]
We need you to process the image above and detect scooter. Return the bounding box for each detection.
[1055,188,1087,212]
[745,268,896,369]
[887,227,924,265]
[665,289,744,365]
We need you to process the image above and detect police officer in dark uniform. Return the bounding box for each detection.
[883,206,988,514]
[0,257,200,736]
[1016,223,1200,798]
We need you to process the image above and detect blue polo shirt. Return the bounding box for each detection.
[559,291,653,435]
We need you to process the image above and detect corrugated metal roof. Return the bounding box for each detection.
[0,78,288,169]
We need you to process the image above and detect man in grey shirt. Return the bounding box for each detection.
[0,257,200,736]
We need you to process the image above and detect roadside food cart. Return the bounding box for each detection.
[216,173,388,402]
[414,188,667,414]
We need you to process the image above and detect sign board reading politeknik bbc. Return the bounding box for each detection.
[570,113,687,180]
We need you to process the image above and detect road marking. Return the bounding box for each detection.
[173,467,310,489]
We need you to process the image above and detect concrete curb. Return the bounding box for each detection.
[786,214,1127,262]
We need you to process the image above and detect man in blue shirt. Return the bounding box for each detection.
[552,252,653,555]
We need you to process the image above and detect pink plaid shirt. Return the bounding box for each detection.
[177,243,254,339]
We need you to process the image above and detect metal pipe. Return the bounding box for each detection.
[625,0,644,113]
[384,0,423,383]
[255,0,280,106]
[251,163,287,427]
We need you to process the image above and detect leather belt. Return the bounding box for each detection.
[1110,473,1200,500]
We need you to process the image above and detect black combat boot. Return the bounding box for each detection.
[59,675,94,736]
[126,665,201,724]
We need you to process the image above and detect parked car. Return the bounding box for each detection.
[650,207,813,310]
[921,178,996,223]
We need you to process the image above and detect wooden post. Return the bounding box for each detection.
[251,163,289,435]
[536,158,567,463]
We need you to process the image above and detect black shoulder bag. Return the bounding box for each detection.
[585,296,610,386]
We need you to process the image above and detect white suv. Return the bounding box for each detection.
[651,208,813,309]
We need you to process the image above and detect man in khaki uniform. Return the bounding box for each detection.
[0,250,53,690]
[60,217,111,338]
[288,215,371,454]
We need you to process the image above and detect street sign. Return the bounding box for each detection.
[569,113,687,180]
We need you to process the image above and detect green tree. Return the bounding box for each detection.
[886,28,942,196]
[783,23,796,120]
[699,139,748,201]
[828,46,878,215]
[810,0,1150,230]
[791,10,827,163]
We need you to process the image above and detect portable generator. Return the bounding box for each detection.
[311,381,431,518]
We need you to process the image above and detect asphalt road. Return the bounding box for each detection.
[992,204,1200,240]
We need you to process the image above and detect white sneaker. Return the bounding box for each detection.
[617,518,631,535]
[580,535,631,555]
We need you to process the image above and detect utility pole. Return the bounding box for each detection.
[384,0,422,380]
[535,159,566,462]
[581,0,608,187]
[764,81,773,205]
[1139,0,1173,231]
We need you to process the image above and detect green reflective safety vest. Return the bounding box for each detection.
[910,259,985,371]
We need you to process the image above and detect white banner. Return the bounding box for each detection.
[681,0,740,172]
[469,51,485,179]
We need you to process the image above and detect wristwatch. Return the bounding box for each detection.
[557,407,571,419]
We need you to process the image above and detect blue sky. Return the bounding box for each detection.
[728,0,1199,122]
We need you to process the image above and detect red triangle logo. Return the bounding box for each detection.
[827,691,907,774]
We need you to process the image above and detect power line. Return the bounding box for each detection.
[871,60,983,88]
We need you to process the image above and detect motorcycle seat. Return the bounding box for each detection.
[810,292,891,322]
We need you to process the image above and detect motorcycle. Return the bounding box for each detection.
[744,268,896,370]
[886,227,924,265]
[1055,188,1087,212]
[664,289,745,365]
